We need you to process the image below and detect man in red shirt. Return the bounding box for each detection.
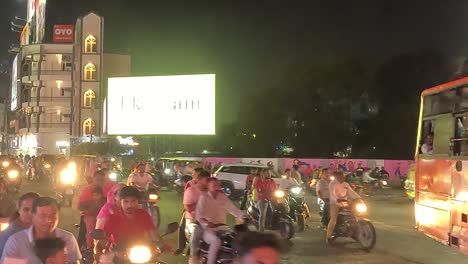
[240,168,258,210]
[103,186,160,245]
[78,170,114,249]
[253,168,277,232]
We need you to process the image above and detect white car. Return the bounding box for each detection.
[213,163,282,200]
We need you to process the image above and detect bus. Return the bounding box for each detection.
[415,77,468,254]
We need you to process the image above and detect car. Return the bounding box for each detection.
[213,163,282,200]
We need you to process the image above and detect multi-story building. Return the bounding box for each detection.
[7,2,130,156]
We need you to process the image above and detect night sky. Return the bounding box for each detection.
[2,0,468,123]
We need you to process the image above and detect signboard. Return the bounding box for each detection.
[53,25,74,43]
[107,74,216,135]
[10,56,18,111]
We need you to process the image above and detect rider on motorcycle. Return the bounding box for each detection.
[128,163,154,191]
[98,186,162,260]
[195,177,245,264]
[362,168,377,184]
[316,168,331,227]
[183,170,210,263]
[240,168,259,210]
[279,169,299,190]
[253,168,277,232]
[326,171,361,244]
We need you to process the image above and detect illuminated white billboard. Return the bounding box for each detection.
[107,74,215,135]
[10,56,18,111]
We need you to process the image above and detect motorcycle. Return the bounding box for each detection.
[1,161,22,197]
[139,187,161,230]
[329,199,376,251]
[287,186,310,232]
[247,189,295,239]
[55,162,78,207]
[92,222,179,264]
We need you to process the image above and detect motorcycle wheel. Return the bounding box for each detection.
[150,206,161,230]
[296,214,305,232]
[356,220,376,251]
[279,222,295,240]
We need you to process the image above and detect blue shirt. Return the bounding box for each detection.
[0,221,24,259]
[1,226,81,264]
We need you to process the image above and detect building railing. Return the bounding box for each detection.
[30,70,72,75]
[30,122,70,129]
[30,96,72,102]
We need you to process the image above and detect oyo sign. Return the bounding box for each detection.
[53,25,74,43]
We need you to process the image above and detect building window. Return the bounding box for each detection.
[83,118,93,135]
[83,90,96,108]
[84,35,97,53]
[83,63,96,80]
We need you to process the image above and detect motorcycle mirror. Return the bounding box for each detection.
[164,222,179,235]
[91,229,106,240]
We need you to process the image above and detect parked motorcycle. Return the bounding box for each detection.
[55,162,77,207]
[92,222,179,264]
[329,199,376,251]
[247,189,295,239]
[287,186,310,232]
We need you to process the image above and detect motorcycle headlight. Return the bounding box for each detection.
[2,161,9,168]
[381,180,388,186]
[128,245,152,263]
[44,164,51,169]
[291,187,302,195]
[109,172,118,181]
[148,193,159,201]
[274,190,285,198]
[330,176,335,181]
[164,169,171,175]
[60,169,76,185]
[355,202,368,214]
[67,162,77,169]
[7,170,19,179]
[0,223,9,232]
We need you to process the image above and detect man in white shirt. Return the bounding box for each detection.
[421,133,433,154]
[279,169,299,190]
[129,163,153,191]
[184,171,210,263]
[326,171,360,243]
[196,178,245,264]
[1,197,81,264]
[316,168,331,227]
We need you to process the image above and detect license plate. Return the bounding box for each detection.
[65,189,74,195]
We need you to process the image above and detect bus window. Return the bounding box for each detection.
[420,120,435,154]
[423,90,456,117]
[453,116,468,156]
[432,114,454,155]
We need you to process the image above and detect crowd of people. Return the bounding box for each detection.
[0,158,284,264]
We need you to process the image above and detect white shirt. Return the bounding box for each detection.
[183,184,204,221]
[196,191,244,227]
[316,179,331,200]
[362,172,376,183]
[329,180,360,205]
[279,178,299,190]
[130,172,153,190]
[1,227,81,264]
[421,144,433,154]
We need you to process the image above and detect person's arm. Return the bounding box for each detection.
[316,181,325,200]
[346,183,361,200]
[78,189,93,211]
[1,235,19,261]
[183,188,197,216]
[329,181,337,204]
[224,195,245,219]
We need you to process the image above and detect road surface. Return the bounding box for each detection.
[19,181,467,264]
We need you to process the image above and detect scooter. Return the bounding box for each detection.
[287,186,310,232]
[329,199,376,251]
[247,189,295,240]
[2,165,22,198]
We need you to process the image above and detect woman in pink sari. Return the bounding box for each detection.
[95,183,126,229]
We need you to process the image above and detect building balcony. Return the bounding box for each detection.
[24,96,72,108]
[21,70,72,82]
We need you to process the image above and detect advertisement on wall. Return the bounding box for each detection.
[53,25,74,43]
[107,74,216,135]
[24,0,47,44]
[10,56,18,111]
